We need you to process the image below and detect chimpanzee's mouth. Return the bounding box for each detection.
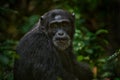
[53,37,71,50]
[56,40,67,45]
[55,37,69,41]
[54,37,69,44]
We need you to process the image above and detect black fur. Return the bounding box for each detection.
[14,9,93,80]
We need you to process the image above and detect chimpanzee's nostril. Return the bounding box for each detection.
[57,30,65,37]
[56,30,66,37]
[58,32,64,36]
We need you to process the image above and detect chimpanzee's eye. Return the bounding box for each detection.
[62,21,71,28]
[49,23,58,30]
[61,21,71,31]
[62,22,68,27]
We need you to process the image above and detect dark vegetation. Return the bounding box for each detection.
[0,0,120,80]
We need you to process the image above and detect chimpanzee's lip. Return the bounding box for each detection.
[55,37,68,41]
[54,39,70,45]
[55,40,67,45]
[53,37,71,50]
[55,39,69,44]
[57,40,67,43]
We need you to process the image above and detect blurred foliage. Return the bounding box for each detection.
[73,22,109,79]
[101,49,120,80]
[19,15,40,33]
[0,40,18,80]
[0,0,120,80]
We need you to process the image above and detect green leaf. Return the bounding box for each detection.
[77,55,84,61]
[21,15,40,33]
[96,29,108,35]
[0,55,9,65]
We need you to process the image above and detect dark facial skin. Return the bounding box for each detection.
[48,15,72,50]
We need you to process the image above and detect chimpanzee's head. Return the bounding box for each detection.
[39,9,75,50]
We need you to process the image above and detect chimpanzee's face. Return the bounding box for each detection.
[40,9,75,50]
[48,15,74,50]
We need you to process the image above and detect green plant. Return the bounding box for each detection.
[0,40,18,80]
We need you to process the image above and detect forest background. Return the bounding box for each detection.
[0,0,120,80]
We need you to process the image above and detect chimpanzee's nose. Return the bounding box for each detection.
[58,32,64,36]
[57,30,65,37]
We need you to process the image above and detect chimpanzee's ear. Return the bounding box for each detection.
[71,12,75,25]
[40,16,44,25]
[41,16,44,21]
[72,13,75,17]
[72,13,75,20]
[38,16,45,31]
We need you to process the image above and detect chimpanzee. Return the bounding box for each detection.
[14,9,93,80]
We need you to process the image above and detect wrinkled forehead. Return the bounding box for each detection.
[54,15,62,19]
[49,15,70,24]
[54,15,66,20]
